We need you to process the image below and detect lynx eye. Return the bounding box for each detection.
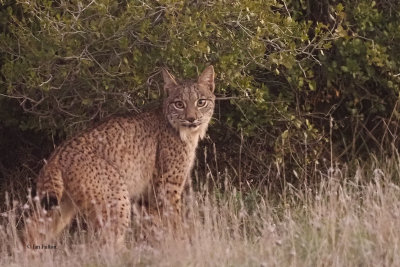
[174,101,185,109]
[197,99,207,108]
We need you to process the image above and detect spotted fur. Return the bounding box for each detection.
[25,66,216,246]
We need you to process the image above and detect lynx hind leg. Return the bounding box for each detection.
[24,196,76,248]
[72,159,131,247]
[85,186,131,247]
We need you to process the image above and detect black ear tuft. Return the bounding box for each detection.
[41,195,58,210]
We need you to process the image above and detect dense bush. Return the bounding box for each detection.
[1,0,399,194]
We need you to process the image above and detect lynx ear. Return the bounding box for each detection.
[162,68,178,95]
[198,65,215,92]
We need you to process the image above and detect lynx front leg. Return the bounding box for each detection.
[151,177,186,235]
[161,183,183,217]
[149,145,193,237]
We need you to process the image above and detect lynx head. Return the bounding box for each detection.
[162,65,215,143]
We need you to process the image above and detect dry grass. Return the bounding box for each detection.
[1,153,400,267]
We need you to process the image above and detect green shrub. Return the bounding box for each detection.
[1,0,399,192]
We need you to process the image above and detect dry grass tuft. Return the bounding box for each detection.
[2,153,400,266]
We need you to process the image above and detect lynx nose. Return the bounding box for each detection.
[187,117,196,123]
